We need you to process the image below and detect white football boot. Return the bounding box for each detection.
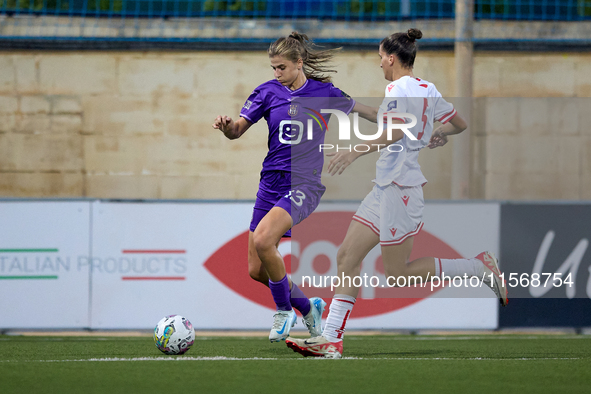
[269,309,297,342]
[475,251,509,306]
[302,297,327,337]
[286,336,343,359]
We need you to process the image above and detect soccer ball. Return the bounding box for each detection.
[153,315,195,355]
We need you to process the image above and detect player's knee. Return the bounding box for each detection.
[248,265,265,283]
[383,265,407,281]
[336,247,361,276]
[336,250,348,272]
[252,230,274,255]
[336,244,353,265]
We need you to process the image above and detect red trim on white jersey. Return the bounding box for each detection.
[382,112,405,123]
[438,108,457,124]
[352,215,380,235]
[444,111,458,124]
[380,222,424,246]
[392,181,427,188]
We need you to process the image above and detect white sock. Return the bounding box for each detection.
[435,257,482,278]
[322,294,356,343]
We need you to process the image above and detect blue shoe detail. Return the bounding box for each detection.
[303,297,327,337]
[269,309,297,342]
[276,321,288,335]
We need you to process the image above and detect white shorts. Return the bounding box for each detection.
[353,183,424,246]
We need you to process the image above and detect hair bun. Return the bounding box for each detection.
[407,28,423,41]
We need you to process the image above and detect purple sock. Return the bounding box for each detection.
[269,275,292,311]
[290,282,311,316]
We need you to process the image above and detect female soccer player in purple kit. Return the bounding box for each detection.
[212,32,377,342]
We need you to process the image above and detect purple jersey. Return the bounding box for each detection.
[240,79,355,179]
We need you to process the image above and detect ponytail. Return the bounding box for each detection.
[380,28,423,69]
[268,31,340,83]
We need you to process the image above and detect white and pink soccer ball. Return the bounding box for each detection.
[153,315,195,355]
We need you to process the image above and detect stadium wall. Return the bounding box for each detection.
[0,50,589,200]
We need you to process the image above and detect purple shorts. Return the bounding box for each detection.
[250,171,326,237]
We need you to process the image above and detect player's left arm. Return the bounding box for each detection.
[353,102,379,123]
[428,113,467,149]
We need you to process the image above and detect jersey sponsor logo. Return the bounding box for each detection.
[387,84,395,92]
[243,100,252,110]
[203,211,462,318]
[279,109,329,145]
[387,100,397,110]
[390,228,397,237]
[402,196,409,206]
[279,120,304,145]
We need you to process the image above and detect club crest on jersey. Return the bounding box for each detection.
[387,100,397,110]
[288,103,299,116]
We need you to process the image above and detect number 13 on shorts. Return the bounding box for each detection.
[285,189,306,207]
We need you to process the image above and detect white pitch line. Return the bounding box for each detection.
[0,356,583,363]
[347,336,589,341]
[2,335,588,342]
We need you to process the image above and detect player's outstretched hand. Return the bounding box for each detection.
[428,127,448,149]
[212,115,234,134]
[327,151,358,176]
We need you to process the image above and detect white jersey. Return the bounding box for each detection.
[374,76,457,187]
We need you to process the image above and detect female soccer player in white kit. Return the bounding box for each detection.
[286,28,508,359]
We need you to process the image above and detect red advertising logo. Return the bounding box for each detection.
[204,211,462,318]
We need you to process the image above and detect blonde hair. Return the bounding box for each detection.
[268,31,340,83]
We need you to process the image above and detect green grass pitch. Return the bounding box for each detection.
[2,334,591,393]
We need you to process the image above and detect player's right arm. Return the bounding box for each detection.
[212,116,253,140]
[216,83,265,139]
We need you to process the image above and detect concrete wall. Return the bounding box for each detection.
[0,51,589,200]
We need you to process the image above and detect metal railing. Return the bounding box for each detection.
[1,1,590,47]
